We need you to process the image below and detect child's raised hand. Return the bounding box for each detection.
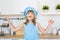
[5,16,10,21]
[48,19,54,25]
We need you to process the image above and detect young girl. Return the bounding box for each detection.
[6,7,54,40]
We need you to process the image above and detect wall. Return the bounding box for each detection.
[0,0,37,14]
[37,0,60,34]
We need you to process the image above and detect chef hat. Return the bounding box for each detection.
[24,7,38,17]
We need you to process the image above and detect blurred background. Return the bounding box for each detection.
[0,0,60,40]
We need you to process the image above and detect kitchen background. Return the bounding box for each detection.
[0,0,60,35]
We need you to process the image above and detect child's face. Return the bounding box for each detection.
[26,12,35,21]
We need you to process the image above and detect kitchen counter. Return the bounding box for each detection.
[0,34,60,39]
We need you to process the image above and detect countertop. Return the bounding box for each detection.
[0,34,60,39]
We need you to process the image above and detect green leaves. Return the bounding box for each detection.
[56,4,60,9]
[42,5,49,10]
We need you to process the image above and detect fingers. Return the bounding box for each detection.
[48,19,54,24]
[49,19,54,22]
[5,15,10,18]
[5,15,10,20]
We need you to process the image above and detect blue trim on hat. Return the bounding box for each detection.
[24,7,38,17]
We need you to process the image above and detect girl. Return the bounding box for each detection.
[6,7,54,40]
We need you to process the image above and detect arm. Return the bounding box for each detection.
[6,16,24,32]
[37,19,54,34]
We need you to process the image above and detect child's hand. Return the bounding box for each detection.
[48,19,54,25]
[5,16,10,21]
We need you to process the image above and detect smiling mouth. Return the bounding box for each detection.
[28,16,32,18]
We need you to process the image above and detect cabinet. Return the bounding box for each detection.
[0,0,37,14]
[0,0,10,14]
[37,0,60,15]
[10,0,37,13]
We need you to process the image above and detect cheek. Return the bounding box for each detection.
[26,14,35,19]
[32,16,34,19]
